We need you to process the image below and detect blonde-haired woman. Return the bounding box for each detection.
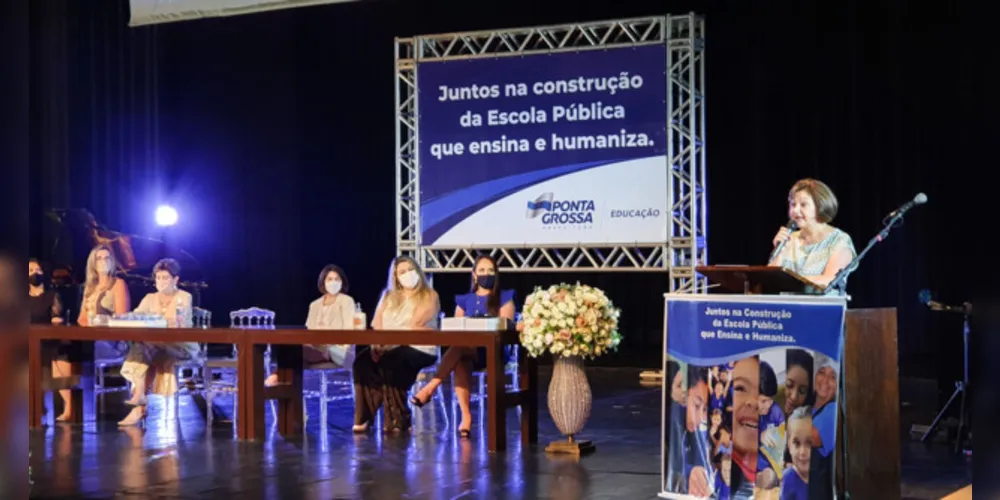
[77,244,130,325]
[74,245,130,420]
[118,258,199,426]
[352,256,440,433]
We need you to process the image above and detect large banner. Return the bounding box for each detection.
[416,45,668,247]
[661,294,846,500]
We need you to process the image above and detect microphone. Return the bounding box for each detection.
[886,193,928,221]
[919,288,971,314]
[769,220,798,263]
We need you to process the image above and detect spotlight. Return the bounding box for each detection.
[155,205,178,227]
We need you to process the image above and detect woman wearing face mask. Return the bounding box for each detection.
[77,244,130,325]
[265,264,357,387]
[29,258,77,422]
[352,256,440,433]
[768,179,856,293]
[117,258,200,426]
[29,259,63,325]
[408,255,515,438]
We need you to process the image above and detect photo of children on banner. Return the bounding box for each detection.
[665,357,778,498]
[663,361,719,496]
[664,360,687,492]
[749,348,839,500]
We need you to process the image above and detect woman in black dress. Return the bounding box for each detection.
[29,259,77,421]
[28,259,62,325]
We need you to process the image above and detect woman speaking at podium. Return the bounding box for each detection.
[768,178,856,294]
[764,179,854,499]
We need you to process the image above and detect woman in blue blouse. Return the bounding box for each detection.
[409,255,515,437]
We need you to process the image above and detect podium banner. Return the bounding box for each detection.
[660,294,846,500]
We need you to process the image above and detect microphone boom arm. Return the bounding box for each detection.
[825,194,925,294]
[825,211,905,294]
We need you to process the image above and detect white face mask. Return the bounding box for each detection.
[96,261,111,275]
[325,280,342,295]
[398,270,420,289]
[155,280,173,293]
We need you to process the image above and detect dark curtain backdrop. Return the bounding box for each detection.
[28,0,981,381]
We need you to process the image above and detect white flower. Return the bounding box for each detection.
[518,284,620,360]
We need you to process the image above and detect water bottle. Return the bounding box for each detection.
[353,303,366,330]
[175,297,184,328]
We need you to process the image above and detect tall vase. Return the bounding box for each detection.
[545,355,596,455]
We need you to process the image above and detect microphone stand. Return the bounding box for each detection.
[823,214,903,500]
[919,300,971,454]
[824,212,906,295]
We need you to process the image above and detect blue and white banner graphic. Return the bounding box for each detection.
[417,45,668,247]
[661,294,846,500]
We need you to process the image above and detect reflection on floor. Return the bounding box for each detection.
[29,367,970,499]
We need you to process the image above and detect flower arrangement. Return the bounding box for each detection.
[517,283,622,359]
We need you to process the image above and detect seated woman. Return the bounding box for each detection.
[29,258,77,421]
[118,258,200,426]
[409,255,515,438]
[265,264,357,387]
[77,244,130,325]
[352,256,439,433]
[76,245,132,418]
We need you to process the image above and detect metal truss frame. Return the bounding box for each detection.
[394,14,706,292]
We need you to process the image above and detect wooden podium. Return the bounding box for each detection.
[697,266,901,500]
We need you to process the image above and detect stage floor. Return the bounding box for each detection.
[29,367,970,499]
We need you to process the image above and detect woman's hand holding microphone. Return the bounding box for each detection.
[772,225,793,249]
[769,221,796,263]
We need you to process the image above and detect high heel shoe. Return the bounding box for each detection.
[352,422,369,433]
[458,428,471,439]
[409,395,428,408]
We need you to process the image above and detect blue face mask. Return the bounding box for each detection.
[476,274,495,290]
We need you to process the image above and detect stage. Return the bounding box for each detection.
[29,367,969,499]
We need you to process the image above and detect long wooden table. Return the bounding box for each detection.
[245,328,537,452]
[28,326,537,452]
[28,326,249,436]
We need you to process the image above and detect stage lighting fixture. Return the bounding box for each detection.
[155,205,178,227]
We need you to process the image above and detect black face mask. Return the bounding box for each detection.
[28,273,44,287]
[476,274,495,290]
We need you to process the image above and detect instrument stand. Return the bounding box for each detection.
[920,312,971,454]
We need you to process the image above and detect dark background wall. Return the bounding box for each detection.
[28,0,981,382]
